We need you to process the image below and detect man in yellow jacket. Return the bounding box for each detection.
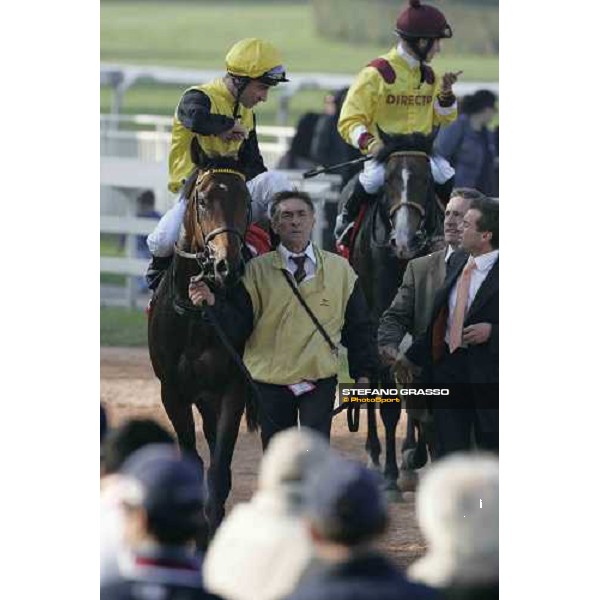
[146,38,293,289]
[335,0,460,243]
[189,191,378,449]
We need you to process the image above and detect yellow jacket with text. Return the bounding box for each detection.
[338,46,457,153]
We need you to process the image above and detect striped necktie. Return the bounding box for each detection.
[291,255,307,284]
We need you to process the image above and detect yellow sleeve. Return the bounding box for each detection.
[337,67,381,152]
[432,76,458,128]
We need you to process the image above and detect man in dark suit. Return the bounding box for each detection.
[402,197,499,456]
[378,188,485,366]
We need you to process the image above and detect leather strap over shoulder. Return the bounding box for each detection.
[367,58,396,84]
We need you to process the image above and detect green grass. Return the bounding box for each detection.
[100,234,127,285]
[101,307,149,346]
[101,1,498,125]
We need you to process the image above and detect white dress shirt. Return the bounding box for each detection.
[277,242,317,284]
[445,250,499,344]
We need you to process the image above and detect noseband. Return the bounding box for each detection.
[174,168,250,279]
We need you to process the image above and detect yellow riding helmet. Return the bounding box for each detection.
[225,38,289,85]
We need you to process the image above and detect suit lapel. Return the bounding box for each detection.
[466,258,499,320]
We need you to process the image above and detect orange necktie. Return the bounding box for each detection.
[449,258,477,353]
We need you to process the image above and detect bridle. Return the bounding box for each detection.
[383,150,444,254]
[174,168,250,281]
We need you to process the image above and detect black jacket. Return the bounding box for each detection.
[101,546,221,600]
[406,251,499,385]
[284,553,440,600]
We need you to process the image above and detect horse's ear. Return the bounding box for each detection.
[182,166,200,200]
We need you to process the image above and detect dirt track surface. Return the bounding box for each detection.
[101,347,427,569]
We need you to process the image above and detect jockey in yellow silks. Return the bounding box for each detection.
[146,38,293,290]
[334,0,460,243]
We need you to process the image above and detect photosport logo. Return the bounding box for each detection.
[336,384,499,409]
[338,386,450,405]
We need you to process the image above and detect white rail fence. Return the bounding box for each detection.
[100,118,341,308]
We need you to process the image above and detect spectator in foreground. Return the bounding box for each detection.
[284,459,439,600]
[408,453,499,599]
[100,419,175,582]
[101,444,220,600]
[203,428,333,600]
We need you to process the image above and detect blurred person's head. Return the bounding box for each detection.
[395,1,452,64]
[444,188,485,248]
[120,445,205,548]
[258,428,332,511]
[323,93,337,116]
[305,459,388,559]
[324,88,349,118]
[461,197,499,255]
[409,453,499,587]
[101,418,174,477]
[462,90,497,129]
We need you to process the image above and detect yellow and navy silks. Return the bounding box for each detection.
[338,47,457,153]
[241,247,357,385]
[168,78,265,193]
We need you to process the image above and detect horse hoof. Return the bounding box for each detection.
[366,457,381,471]
[402,448,427,471]
[398,469,419,493]
[383,485,404,503]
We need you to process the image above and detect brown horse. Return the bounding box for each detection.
[148,163,257,537]
[346,132,444,494]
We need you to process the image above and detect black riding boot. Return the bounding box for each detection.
[334,180,378,243]
[145,255,173,291]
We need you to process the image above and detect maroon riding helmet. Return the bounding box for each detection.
[395,0,453,62]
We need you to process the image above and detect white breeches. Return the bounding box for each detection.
[358,155,456,195]
[146,170,293,257]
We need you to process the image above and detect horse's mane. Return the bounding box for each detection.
[199,155,244,172]
[181,154,246,200]
[374,129,434,163]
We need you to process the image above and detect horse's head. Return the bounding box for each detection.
[376,131,437,260]
[180,165,250,289]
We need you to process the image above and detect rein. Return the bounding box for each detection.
[384,150,442,256]
[174,167,250,282]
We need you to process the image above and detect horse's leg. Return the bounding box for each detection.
[380,403,401,497]
[365,403,381,470]
[199,398,217,456]
[399,414,424,492]
[161,381,203,471]
[205,386,245,536]
[401,412,418,454]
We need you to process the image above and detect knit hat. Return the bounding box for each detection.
[306,459,388,546]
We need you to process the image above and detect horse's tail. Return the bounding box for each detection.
[244,390,259,432]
